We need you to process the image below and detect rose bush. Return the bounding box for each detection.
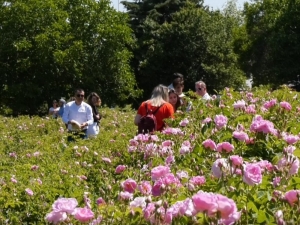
[1,87,300,224]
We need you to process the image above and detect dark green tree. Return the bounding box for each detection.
[0,0,140,115]
[238,0,300,86]
[138,3,246,94]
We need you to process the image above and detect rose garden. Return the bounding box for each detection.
[1,86,300,224]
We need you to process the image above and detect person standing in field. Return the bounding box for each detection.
[168,89,181,112]
[57,99,66,118]
[195,81,211,101]
[135,84,174,133]
[49,100,60,118]
[62,88,93,140]
[86,92,102,137]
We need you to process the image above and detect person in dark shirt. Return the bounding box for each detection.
[86,92,102,137]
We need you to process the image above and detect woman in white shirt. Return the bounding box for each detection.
[49,100,60,118]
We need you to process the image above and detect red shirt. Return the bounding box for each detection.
[137,101,174,131]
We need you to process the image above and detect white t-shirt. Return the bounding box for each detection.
[62,101,93,131]
[202,93,211,101]
[49,107,60,118]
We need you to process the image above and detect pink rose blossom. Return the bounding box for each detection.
[52,198,78,214]
[283,134,299,145]
[73,207,94,223]
[121,178,137,193]
[45,211,67,224]
[280,101,292,111]
[11,177,17,183]
[151,166,170,181]
[130,197,147,210]
[263,99,277,109]
[138,181,152,195]
[25,188,34,196]
[212,158,230,178]
[233,100,246,110]
[143,203,155,220]
[119,191,133,200]
[202,117,212,124]
[202,139,216,150]
[245,104,256,114]
[96,197,106,206]
[285,190,300,206]
[214,115,228,129]
[233,131,249,141]
[272,177,281,188]
[189,176,206,186]
[216,142,234,153]
[250,115,277,135]
[176,170,189,179]
[165,155,175,165]
[101,157,111,163]
[230,155,243,167]
[284,145,296,154]
[162,140,173,147]
[31,165,39,171]
[179,118,189,127]
[243,163,262,186]
[115,165,126,174]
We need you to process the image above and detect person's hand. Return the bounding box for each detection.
[80,122,88,129]
[95,114,100,120]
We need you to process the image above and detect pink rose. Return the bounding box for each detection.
[189,176,206,186]
[230,155,243,167]
[151,165,170,181]
[25,188,33,196]
[192,191,217,214]
[101,157,111,163]
[233,100,246,110]
[272,177,281,188]
[211,158,230,178]
[45,211,67,224]
[214,115,228,129]
[245,104,256,114]
[284,145,296,154]
[119,191,133,200]
[216,142,234,153]
[283,134,299,145]
[96,197,106,206]
[243,163,262,186]
[179,118,189,127]
[138,181,152,195]
[115,165,126,174]
[233,131,249,141]
[143,203,155,220]
[73,207,94,222]
[121,178,137,193]
[202,139,216,150]
[52,198,78,214]
[285,190,300,206]
[280,101,292,111]
[263,99,277,109]
[130,197,147,210]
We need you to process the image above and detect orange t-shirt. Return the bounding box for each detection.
[137,101,174,131]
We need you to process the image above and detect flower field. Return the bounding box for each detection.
[1,86,300,224]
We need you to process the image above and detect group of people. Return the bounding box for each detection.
[49,74,210,139]
[135,73,211,133]
[49,89,102,140]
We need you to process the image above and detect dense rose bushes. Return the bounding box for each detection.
[1,87,300,224]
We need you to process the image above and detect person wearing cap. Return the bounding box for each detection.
[49,100,60,118]
[57,98,66,118]
[195,81,211,101]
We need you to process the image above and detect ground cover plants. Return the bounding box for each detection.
[1,86,300,224]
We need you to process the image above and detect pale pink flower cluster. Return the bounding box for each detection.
[121,178,137,193]
[263,99,277,109]
[115,165,126,174]
[245,104,256,114]
[188,176,206,190]
[214,115,228,129]
[250,115,277,135]
[162,127,184,135]
[192,191,240,223]
[233,99,246,110]
[179,141,192,155]
[202,117,212,124]
[277,154,300,175]
[45,197,94,224]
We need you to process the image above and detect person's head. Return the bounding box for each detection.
[168,89,181,111]
[58,99,66,106]
[52,100,58,108]
[173,77,184,95]
[173,73,184,80]
[74,88,85,104]
[195,81,208,97]
[150,84,169,106]
[87,92,101,107]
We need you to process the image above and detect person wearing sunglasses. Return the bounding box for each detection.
[195,81,211,101]
[62,88,93,140]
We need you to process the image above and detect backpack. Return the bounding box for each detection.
[138,103,164,134]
